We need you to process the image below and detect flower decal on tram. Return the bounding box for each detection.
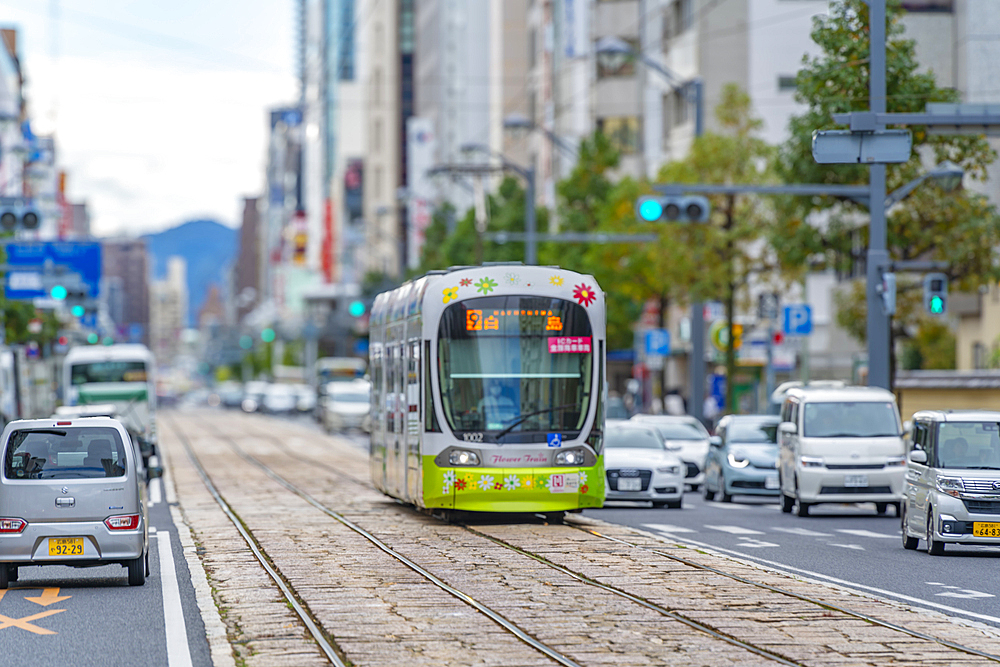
[443,286,459,303]
[549,275,564,286]
[573,283,597,307]
[474,277,497,295]
[460,278,473,287]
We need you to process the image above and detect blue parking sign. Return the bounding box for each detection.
[783,305,813,336]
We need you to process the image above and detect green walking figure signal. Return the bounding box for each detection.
[923,273,948,315]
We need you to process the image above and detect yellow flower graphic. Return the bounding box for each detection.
[523,478,533,488]
[443,286,459,303]
[549,275,564,286]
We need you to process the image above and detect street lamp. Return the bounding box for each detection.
[502,113,578,159]
[459,143,538,265]
[884,160,963,208]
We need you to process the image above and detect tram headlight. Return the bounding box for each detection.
[449,450,481,466]
[555,449,586,466]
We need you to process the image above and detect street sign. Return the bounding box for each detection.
[811,129,912,164]
[758,292,780,321]
[644,329,670,357]
[4,242,102,300]
[783,305,813,336]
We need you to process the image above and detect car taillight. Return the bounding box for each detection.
[0,518,26,533]
[104,514,139,530]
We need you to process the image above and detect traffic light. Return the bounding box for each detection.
[348,300,366,317]
[636,195,710,223]
[50,284,68,300]
[0,209,40,231]
[878,272,897,316]
[923,272,948,315]
[261,328,276,343]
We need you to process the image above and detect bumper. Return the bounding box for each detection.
[423,464,605,512]
[0,520,146,564]
[932,495,1000,545]
[606,473,684,503]
[797,467,904,504]
[724,467,780,496]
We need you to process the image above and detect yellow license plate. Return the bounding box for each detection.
[972,522,1000,538]
[48,537,84,556]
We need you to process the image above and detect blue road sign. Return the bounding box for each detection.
[783,305,813,336]
[4,242,102,300]
[644,329,670,357]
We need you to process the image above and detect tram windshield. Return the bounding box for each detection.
[438,296,594,443]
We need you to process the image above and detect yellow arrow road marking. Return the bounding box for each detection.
[0,609,66,635]
[24,588,71,606]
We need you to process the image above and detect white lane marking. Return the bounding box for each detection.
[157,532,194,667]
[703,502,751,510]
[737,538,780,548]
[705,525,766,535]
[149,527,157,534]
[642,523,697,534]
[149,478,163,506]
[828,543,865,551]
[772,527,833,537]
[653,533,1000,626]
[835,529,895,539]
[926,583,995,599]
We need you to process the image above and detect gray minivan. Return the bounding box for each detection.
[0,417,152,587]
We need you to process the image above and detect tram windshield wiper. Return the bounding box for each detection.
[494,403,580,440]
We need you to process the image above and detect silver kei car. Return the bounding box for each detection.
[902,410,1000,555]
[0,417,154,587]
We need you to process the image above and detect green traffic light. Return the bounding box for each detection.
[87,333,99,344]
[239,335,253,350]
[71,305,85,317]
[261,328,276,343]
[930,295,944,314]
[50,285,68,300]
[349,300,366,317]
[102,336,114,346]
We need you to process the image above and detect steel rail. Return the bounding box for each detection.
[571,524,1000,664]
[188,416,581,667]
[163,416,349,667]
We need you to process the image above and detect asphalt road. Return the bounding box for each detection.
[586,491,1000,628]
[2,462,213,666]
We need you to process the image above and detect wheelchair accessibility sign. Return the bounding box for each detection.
[547,433,563,448]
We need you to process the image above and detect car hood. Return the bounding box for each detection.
[330,402,370,415]
[604,448,682,469]
[800,436,904,463]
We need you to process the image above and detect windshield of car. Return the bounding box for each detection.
[332,388,369,403]
[4,427,128,480]
[71,361,147,384]
[437,296,594,440]
[653,423,706,441]
[604,428,665,450]
[728,421,779,444]
[936,422,1000,469]
[803,402,900,438]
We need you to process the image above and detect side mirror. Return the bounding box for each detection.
[778,422,797,435]
[908,450,927,464]
[709,436,722,448]
[147,466,164,480]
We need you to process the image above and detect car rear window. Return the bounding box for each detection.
[4,427,128,480]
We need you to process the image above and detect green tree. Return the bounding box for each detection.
[773,0,1000,370]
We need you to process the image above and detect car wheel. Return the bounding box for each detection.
[926,513,945,556]
[876,502,888,515]
[781,493,794,514]
[901,505,918,550]
[0,564,9,590]
[796,500,810,517]
[145,550,151,577]
[127,554,146,586]
[721,491,733,503]
[893,502,902,517]
[703,485,716,501]
[651,501,667,508]
[666,499,682,509]
[689,484,701,492]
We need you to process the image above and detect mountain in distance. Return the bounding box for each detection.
[143,219,238,326]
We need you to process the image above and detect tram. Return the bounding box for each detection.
[368,264,606,512]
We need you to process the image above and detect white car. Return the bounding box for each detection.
[261,384,298,414]
[603,423,684,508]
[323,380,372,432]
[630,415,711,491]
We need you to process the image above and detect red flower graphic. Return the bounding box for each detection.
[455,479,467,490]
[573,283,596,307]
[580,484,589,494]
[460,278,472,287]
[494,482,503,490]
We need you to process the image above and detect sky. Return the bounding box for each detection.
[0,0,297,236]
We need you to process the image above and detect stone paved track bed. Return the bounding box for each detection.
[164,411,1000,666]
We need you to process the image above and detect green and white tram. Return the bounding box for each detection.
[369,264,606,513]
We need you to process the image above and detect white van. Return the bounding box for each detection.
[777,386,906,517]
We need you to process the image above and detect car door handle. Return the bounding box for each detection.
[55,497,75,508]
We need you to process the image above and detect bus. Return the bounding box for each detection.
[369,264,606,513]
[63,345,157,467]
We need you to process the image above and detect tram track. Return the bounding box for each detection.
[209,413,1000,666]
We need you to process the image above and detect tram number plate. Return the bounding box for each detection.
[49,537,84,556]
[765,475,779,489]
[618,478,642,491]
[844,475,869,487]
[973,522,1000,538]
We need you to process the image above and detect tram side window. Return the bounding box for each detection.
[424,341,440,432]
